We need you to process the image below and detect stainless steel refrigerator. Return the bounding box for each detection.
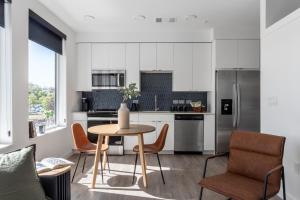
[216,70,260,153]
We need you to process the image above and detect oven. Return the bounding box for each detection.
[87,111,124,155]
[92,70,125,90]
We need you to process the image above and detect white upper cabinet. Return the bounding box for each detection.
[237,40,260,69]
[108,43,126,69]
[140,43,157,71]
[216,40,238,69]
[157,43,174,70]
[193,43,212,91]
[126,43,140,90]
[173,43,193,91]
[216,39,260,69]
[91,43,108,69]
[76,43,92,91]
[92,43,125,70]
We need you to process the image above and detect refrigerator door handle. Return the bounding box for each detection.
[232,84,237,128]
[237,84,241,127]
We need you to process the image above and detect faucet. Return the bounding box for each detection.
[154,95,159,111]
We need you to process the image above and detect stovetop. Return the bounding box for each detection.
[87,109,118,117]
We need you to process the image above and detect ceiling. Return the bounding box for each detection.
[38,0,260,33]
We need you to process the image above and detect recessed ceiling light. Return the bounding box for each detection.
[84,15,95,21]
[133,15,146,21]
[185,15,198,21]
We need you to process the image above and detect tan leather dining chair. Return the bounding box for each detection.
[132,124,169,184]
[71,123,110,182]
[199,131,286,200]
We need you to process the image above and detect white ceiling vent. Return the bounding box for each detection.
[155,17,177,23]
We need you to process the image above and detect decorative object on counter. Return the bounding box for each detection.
[190,101,206,112]
[81,97,89,111]
[130,99,140,111]
[118,83,140,129]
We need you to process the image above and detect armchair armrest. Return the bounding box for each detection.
[262,165,284,200]
[202,152,229,178]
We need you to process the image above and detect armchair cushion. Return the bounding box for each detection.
[199,172,279,200]
[0,146,48,200]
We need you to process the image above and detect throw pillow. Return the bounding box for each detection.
[0,146,48,200]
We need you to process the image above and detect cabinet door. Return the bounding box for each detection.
[193,43,212,91]
[157,43,174,70]
[156,121,174,152]
[108,43,126,69]
[91,43,109,70]
[140,43,156,71]
[204,115,215,151]
[238,40,260,69]
[76,43,92,91]
[124,121,139,150]
[215,40,238,69]
[126,43,140,90]
[139,121,157,144]
[173,43,193,91]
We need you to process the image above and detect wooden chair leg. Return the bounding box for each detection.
[82,154,87,173]
[156,153,165,184]
[72,153,82,182]
[100,152,104,183]
[132,153,138,184]
[199,187,203,200]
[106,153,111,173]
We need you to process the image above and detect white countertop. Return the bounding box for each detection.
[73,111,214,115]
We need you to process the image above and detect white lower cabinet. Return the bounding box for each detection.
[124,114,174,153]
[72,112,88,133]
[204,114,215,151]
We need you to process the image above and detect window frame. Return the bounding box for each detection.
[0,1,12,144]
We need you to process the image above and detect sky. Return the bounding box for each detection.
[28,40,56,88]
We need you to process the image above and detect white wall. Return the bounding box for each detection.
[0,0,77,160]
[261,1,300,200]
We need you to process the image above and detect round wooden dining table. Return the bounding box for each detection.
[88,124,156,188]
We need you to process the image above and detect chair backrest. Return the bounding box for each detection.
[154,124,169,151]
[71,123,91,150]
[228,131,285,187]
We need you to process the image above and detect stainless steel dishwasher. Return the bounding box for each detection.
[174,114,204,153]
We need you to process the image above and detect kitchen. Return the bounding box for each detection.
[73,39,260,155]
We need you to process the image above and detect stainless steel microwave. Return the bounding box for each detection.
[92,70,126,90]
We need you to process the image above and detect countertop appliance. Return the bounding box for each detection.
[216,70,260,153]
[81,97,89,112]
[92,70,125,90]
[174,114,204,153]
[87,109,124,155]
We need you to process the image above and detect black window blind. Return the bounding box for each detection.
[0,0,4,28]
[0,0,11,28]
[29,10,66,55]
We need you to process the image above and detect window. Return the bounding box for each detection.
[28,41,58,134]
[28,10,67,136]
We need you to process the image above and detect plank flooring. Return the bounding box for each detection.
[69,154,281,200]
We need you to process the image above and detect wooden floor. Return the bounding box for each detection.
[69,154,281,200]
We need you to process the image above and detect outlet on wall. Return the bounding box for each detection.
[267,96,278,107]
[294,162,300,175]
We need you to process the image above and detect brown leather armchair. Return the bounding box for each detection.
[199,131,286,200]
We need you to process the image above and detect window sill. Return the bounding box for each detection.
[0,143,12,150]
[32,126,67,138]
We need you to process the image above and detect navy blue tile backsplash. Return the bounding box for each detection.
[82,73,207,111]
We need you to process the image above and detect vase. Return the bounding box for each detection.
[118,103,130,129]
